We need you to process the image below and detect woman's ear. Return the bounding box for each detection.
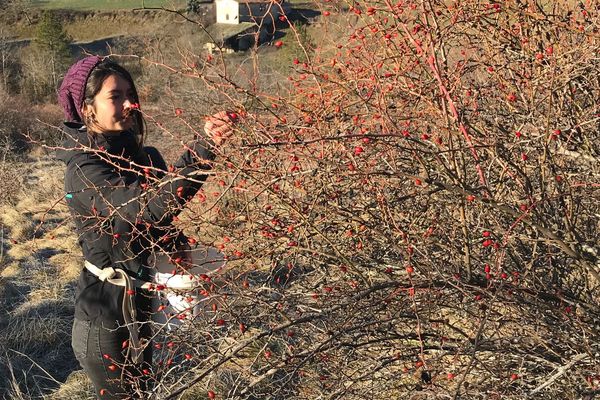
[81,103,91,117]
[81,103,95,124]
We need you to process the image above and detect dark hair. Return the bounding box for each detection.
[82,60,144,146]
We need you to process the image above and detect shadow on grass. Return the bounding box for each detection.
[0,263,80,398]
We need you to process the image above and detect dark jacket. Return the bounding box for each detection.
[56,122,215,326]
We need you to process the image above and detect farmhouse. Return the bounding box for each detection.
[215,0,286,25]
[204,0,289,52]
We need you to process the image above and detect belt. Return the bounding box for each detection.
[84,261,204,363]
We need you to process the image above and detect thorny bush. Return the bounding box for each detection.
[52,1,600,399]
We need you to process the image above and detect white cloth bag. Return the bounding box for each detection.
[147,246,225,329]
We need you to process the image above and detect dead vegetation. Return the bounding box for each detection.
[0,1,599,399]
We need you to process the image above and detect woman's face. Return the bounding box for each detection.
[83,74,135,134]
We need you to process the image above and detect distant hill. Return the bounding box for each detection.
[28,0,188,11]
[1,6,214,42]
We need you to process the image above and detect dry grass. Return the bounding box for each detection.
[0,154,85,399]
[45,370,94,400]
[29,0,187,11]
[0,166,26,206]
[2,6,204,42]
[64,10,186,42]
[1,262,22,279]
[0,208,35,242]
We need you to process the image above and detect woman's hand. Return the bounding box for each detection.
[204,111,236,146]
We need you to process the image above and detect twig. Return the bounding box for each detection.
[529,353,589,396]
[8,349,62,385]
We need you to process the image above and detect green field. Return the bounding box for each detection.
[29,0,188,10]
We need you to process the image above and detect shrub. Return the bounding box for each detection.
[47,1,600,398]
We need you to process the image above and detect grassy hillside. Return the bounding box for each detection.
[28,0,187,11]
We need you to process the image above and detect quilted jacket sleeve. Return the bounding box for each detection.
[64,138,215,228]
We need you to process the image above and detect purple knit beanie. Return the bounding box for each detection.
[58,56,103,123]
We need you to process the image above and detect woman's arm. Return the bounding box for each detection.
[64,112,234,232]
[65,137,215,229]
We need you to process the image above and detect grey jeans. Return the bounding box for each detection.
[71,318,153,399]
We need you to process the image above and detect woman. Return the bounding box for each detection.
[56,56,233,398]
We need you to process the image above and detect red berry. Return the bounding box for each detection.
[323,11,330,16]
[208,391,216,399]
[175,108,183,116]
[406,266,414,274]
[414,178,422,186]
[239,323,247,333]
[510,373,519,381]
[126,289,135,296]
[108,364,117,372]
[354,146,364,155]
[447,373,455,380]
[274,41,284,48]
[100,389,107,396]
[185,353,193,360]
[482,231,491,237]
